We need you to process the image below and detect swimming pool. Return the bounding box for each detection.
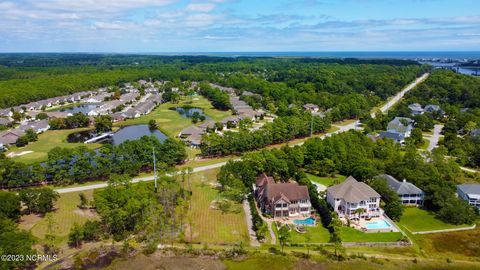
[293,217,315,226]
[365,219,391,229]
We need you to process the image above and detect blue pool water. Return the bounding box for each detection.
[293,217,315,226]
[365,219,391,229]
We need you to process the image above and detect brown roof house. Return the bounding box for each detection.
[178,126,204,147]
[254,173,311,218]
[326,176,381,219]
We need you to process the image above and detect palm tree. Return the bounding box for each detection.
[354,208,366,225]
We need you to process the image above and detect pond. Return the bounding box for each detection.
[67,124,167,145]
[174,106,211,120]
[55,103,99,114]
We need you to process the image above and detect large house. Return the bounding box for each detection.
[303,103,319,112]
[326,176,381,219]
[408,103,424,115]
[457,184,480,209]
[254,173,311,218]
[379,117,414,144]
[424,104,445,115]
[375,174,424,206]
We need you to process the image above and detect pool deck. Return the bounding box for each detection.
[345,216,400,233]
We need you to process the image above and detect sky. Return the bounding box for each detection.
[0,0,479,52]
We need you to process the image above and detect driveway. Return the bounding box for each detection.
[427,124,443,152]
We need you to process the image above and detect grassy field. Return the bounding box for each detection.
[223,252,478,270]
[186,169,249,245]
[306,174,346,187]
[414,226,480,259]
[339,227,403,242]
[288,224,330,243]
[8,128,101,164]
[19,190,97,244]
[398,208,472,233]
[115,96,232,137]
[224,254,296,270]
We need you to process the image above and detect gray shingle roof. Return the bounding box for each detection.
[375,174,423,195]
[387,117,414,134]
[457,184,480,195]
[379,131,404,142]
[327,176,380,203]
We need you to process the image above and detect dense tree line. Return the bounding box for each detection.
[217,131,477,229]
[92,175,186,246]
[389,70,480,168]
[0,136,187,188]
[0,188,59,270]
[200,112,331,156]
[198,82,232,110]
[0,56,426,119]
[49,113,90,130]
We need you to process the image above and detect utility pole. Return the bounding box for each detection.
[153,147,157,193]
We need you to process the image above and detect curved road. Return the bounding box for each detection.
[55,73,429,194]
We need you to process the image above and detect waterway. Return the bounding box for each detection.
[67,124,167,145]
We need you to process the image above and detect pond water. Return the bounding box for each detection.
[174,107,211,120]
[67,124,167,145]
[55,103,99,114]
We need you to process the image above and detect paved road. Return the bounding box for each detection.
[55,73,429,194]
[427,124,443,152]
[460,166,479,173]
[371,73,430,118]
[55,161,228,194]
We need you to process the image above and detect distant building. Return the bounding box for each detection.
[19,119,50,134]
[470,129,480,137]
[379,117,414,144]
[0,118,12,126]
[374,174,424,206]
[303,103,319,112]
[179,126,204,147]
[457,184,480,209]
[424,104,445,115]
[0,129,25,145]
[408,103,424,115]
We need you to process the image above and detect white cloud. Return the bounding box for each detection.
[30,0,177,13]
[185,13,219,27]
[185,3,216,12]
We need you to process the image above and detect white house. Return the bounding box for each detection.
[375,174,424,206]
[457,184,480,209]
[326,176,382,219]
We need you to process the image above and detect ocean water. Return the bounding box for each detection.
[158,51,480,60]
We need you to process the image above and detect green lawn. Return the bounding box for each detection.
[8,128,101,164]
[19,190,98,245]
[187,169,249,245]
[9,96,230,164]
[339,227,403,242]
[288,224,330,243]
[306,173,346,187]
[417,139,430,151]
[114,96,232,137]
[398,207,472,233]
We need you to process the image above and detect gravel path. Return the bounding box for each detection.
[242,199,261,247]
